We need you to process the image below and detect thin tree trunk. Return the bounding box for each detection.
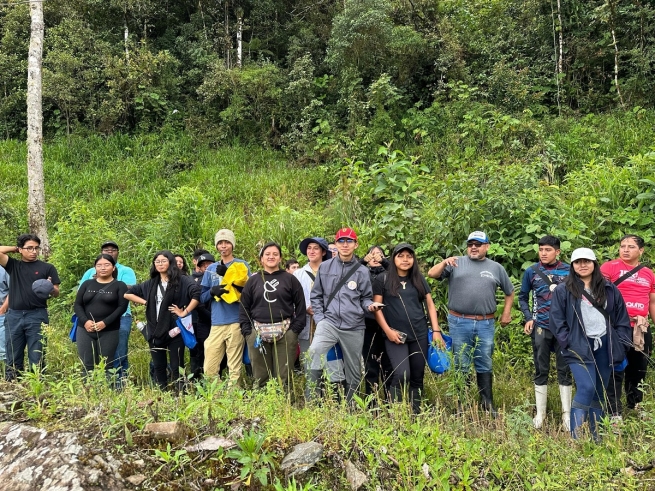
[124,19,130,63]
[225,0,231,68]
[236,15,242,68]
[550,0,561,116]
[608,0,624,107]
[557,0,563,77]
[27,0,49,258]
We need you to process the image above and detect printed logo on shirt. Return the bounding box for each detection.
[347,280,357,290]
[480,271,496,280]
[618,269,651,287]
[263,279,279,303]
[625,301,645,310]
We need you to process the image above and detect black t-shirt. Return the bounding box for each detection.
[74,279,129,332]
[373,273,431,342]
[5,257,60,310]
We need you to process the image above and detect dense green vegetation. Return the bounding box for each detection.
[2,0,655,488]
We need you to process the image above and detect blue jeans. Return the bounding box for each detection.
[5,309,49,380]
[0,314,6,361]
[569,335,612,409]
[447,314,495,374]
[112,315,132,382]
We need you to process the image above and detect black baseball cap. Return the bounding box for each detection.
[100,240,119,250]
[197,253,216,265]
[392,243,415,258]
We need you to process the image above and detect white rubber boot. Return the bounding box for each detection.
[560,385,572,431]
[533,385,548,428]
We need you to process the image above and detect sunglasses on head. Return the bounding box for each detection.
[336,238,355,244]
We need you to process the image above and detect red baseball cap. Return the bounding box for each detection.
[335,227,358,241]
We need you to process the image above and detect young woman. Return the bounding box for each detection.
[549,248,632,439]
[361,245,392,397]
[239,242,306,390]
[125,250,200,390]
[373,243,444,413]
[175,254,190,275]
[74,254,129,379]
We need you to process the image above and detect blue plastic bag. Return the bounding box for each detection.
[427,331,452,374]
[69,314,78,342]
[176,316,197,350]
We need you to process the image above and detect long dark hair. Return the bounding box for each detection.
[94,253,118,279]
[150,250,181,287]
[174,254,189,275]
[386,246,427,298]
[565,259,606,306]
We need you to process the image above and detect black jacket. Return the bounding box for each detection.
[130,275,200,339]
[239,270,306,336]
[549,280,632,366]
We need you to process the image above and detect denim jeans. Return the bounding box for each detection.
[0,314,5,361]
[5,308,49,380]
[447,314,495,374]
[112,315,132,382]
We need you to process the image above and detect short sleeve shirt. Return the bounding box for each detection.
[373,274,431,342]
[440,256,514,315]
[0,265,9,305]
[4,257,60,310]
[600,259,655,322]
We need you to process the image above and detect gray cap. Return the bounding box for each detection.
[32,279,54,299]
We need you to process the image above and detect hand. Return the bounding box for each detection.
[93,321,106,331]
[442,257,458,268]
[386,328,403,344]
[0,305,6,315]
[84,320,95,332]
[368,302,384,312]
[210,285,228,298]
[168,304,185,317]
[306,306,314,316]
[215,263,228,276]
[432,331,446,349]
[524,320,534,335]
[500,312,511,327]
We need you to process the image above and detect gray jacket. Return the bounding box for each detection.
[311,256,373,330]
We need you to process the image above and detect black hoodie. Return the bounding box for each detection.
[239,270,306,336]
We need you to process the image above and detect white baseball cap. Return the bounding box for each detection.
[570,247,597,262]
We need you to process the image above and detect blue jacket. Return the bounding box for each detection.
[518,261,570,330]
[549,280,632,366]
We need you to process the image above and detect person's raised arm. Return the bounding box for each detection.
[0,246,18,268]
[428,257,457,279]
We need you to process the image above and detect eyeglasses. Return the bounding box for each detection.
[467,242,484,248]
[21,246,41,252]
[154,260,169,265]
[102,248,118,253]
[336,238,355,244]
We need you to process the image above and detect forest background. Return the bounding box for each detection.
[2,0,655,489]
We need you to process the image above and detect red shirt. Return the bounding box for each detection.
[600,259,655,324]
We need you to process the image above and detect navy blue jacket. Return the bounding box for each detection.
[549,280,632,366]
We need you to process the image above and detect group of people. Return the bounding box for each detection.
[0,229,652,440]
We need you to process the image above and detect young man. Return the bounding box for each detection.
[294,237,345,385]
[306,228,383,402]
[601,234,655,419]
[0,234,60,380]
[0,265,8,363]
[189,252,215,379]
[518,235,572,429]
[79,240,136,384]
[428,231,514,416]
[200,229,250,384]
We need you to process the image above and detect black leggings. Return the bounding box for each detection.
[385,335,428,410]
[149,334,185,389]
[76,327,119,377]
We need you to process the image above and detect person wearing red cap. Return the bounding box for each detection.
[306,228,384,402]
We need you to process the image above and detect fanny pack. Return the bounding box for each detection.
[253,319,290,343]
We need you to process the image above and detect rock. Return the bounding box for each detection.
[133,459,145,468]
[144,422,188,443]
[345,460,367,490]
[226,424,244,441]
[126,474,147,486]
[185,436,236,452]
[280,442,324,476]
[0,423,127,490]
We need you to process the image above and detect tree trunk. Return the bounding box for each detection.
[236,15,243,68]
[26,0,49,258]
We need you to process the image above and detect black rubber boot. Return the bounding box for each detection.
[476,372,498,418]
